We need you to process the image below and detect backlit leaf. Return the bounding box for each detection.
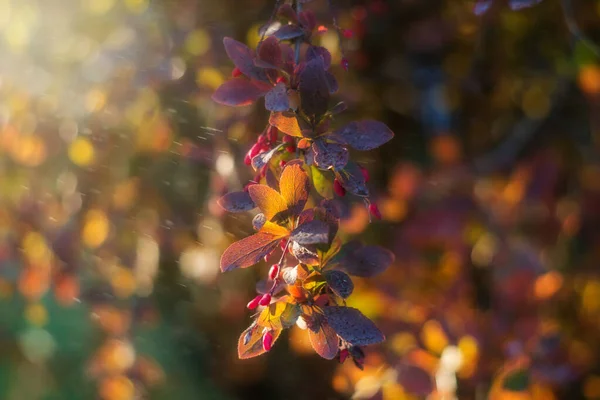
[269,112,303,137]
[311,166,333,199]
[247,184,288,221]
[339,244,394,277]
[299,58,330,119]
[312,140,348,170]
[223,37,267,81]
[308,318,339,359]
[279,162,309,216]
[290,220,329,245]
[324,306,385,346]
[332,120,394,151]
[220,231,284,272]
[238,324,282,359]
[251,145,283,171]
[212,79,270,106]
[258,300,301,330]
[324,270,353,299]
[265,83,290,112]
[217,191,256,212]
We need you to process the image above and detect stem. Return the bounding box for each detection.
[294,0,302,64]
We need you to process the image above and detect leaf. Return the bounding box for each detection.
[290,241,319,265]
[311,166,333,199]
[323,306,385,346]
[277,4,298,23]
[269,112,303,137]
[247,184,288,221]
[273,24,305,40]
[306,46,331,69]
[308,318,339,360]
[290,220,329,245]
[299,58,330,119]
[509,0,542,10]
[397,363,434,396]
[220,231,284,272]
[217,191,256,212]
[319,236,342,266]
[251,144,283,171]
[325,72,338,94]
[342,245,394,277]
[257,300,301,330]
[336,162,369,197]
[332,120,394,151]
[324,270,353,299]
[257,36,282,67]
[330,102,347,115]
[265,83,290,112]
[238,325,282,359]
[265,167,279,191]
[252,213,266,231]
[279,161,309,216]
[212,79,270,106]
[312,140,348,170]
[223,37,267,81]
[503,368,530,391]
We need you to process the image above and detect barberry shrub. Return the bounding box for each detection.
[212,0,395,368]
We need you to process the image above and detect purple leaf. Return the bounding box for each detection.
[265,83,290,112]
[299,58,330,119]
[330,102,347,115]
[336,162,369,197]
[340,244,394,277]
[257,36,282,67]
[252,213,267,231]
[332,120,394,151]
[273,24,305,40]
[323,306,384,346]
[325,71,338,94]
[223,37,268,81]
[306,46,332,69]
[324,270,353,299]
[290,220,329,245]
[217,191,256,212]
[277,4,298,23]
[312,140,349,170]
[290,241,319,265]
[212,79,270,106]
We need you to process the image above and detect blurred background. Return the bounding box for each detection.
[1,0,600,399]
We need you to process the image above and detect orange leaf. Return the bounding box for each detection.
[309,319,339,360]
[280,162,310,217]
[220,231,284,272]
[248,184,288,222]
[269,112,303,137]
[238,325,282,359]
[261,221,291,237]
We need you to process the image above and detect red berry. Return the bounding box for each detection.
[268,264,280,280]
[359,165,370,182]
[276,76,287,85]
[262,330,273,351]
[249,142,262,159]
[232,67,242,78]
[369,203,381,220]
[244,153,252,166]
[283,135,295,144]
[341,29,354,39]
[334,178,346,197]
[279,160,287,168]
[317,25,328,34]
[341,58,349,72]
[339,349,349,363]
[259,293,272,306]
[286,145,295,153]
[280,239,288,251]
[247,295,262,310]
[267,126,278,143]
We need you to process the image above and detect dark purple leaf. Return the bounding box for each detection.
[257,36,282,67]
[325,72,338,94]
[323,306,384,346]
[299,58,330,119]
[324,270,353,299]
[273,24,305,40]
[252,213,267,231]
[290,220,329,244]
[223,37,268,81]
[277,4,298,23]
[290,241,319,265]
[251,144,283,171]
[396,363,434,396]
[298,10,316,31]
[212,79,270,106]
[340,245,394,277]
[332,120,394,151]
[306,46,331,69]
[336,162,369,197]
[265,83,290,112]
[217,191,256,212]
[312,140,348,170]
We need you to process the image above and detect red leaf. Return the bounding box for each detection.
[223,37,267,81]
[309,319,339,360]
[212,79,270,106]
[324,306,385,346]
[332,120,394,151]
[220,231,285,272]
